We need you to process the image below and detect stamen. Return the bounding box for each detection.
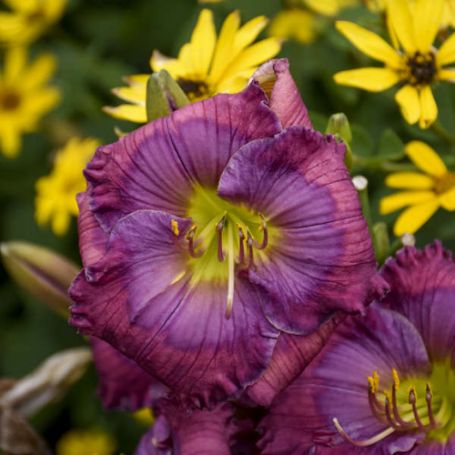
[333,418,395,447]
[391,369,409,427]
[216,216,226,262]
[171,219,180,236]
[384,394,401,429]
[237,225,245,264]
[367,384,384,421]
[187,225,204,258]
[247,231,254,268]
[426,383,436,427]
[225,226,235,319]
[409,387,425,432]
[253,214,268,250]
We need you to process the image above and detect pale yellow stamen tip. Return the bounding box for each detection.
[171,219,180,236]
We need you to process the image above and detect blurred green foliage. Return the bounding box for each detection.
[0,0,454,452]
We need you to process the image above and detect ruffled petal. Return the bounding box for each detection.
[259,305,430,454]
[219,127,376,335]
[70,210,278,405]
[86,84,280,231]
[90,338,167,411]
[252,59,312,129]
[381,242,455,362]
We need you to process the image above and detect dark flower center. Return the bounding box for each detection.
[406,52,437,86]
[177,78,209,101]
[27,9,45,23]
[0,89,21,111]
[434,172,455,194]
[333,363,455,447]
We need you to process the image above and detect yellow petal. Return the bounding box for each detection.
[22,53,56,90]
[103,104,147,123]
[393,199,439,235]
[437,34,455,66]
[395,84,420,125]
[380,190,435,214]
[268,9,316,44]
[25,88,60,114]
[334,68,400,92]
[387,0,416,53]
[439,187,455,211]
[3,0,37,14]
[385,172,434,189]
[405,141,447,177]
[0,126,21,158]
[438,68,455,81]
[112,85,145,104]
[234,15,268,53]
[413,0,444,52]
[418,86,438,129]
[209,11,241,84]
[188,9,216,77]
[219,38,281,83]
[303,0,340,15]
[335,21,402,67]
[4,46,26,82]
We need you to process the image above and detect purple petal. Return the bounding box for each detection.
[259,305,429,454]
[85,84,281,231]
[247,314,344,406]
[381,241,455,362]
[76,189,107,267]
[90,337,167,411]
[135,402,234,455]
[252,58,312,129]
[219,127,377,335]
[70,210,279,406]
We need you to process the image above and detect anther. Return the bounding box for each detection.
[171,219,180,236]
[247,231,255,268]
[426,383,436,427]
[187,225,203,258]
[333,418,395,447]
[237,225,245,264]
[409,387,425,431]
[216,216,226,262]
[254,214,268,250]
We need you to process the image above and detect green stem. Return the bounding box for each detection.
[431,121,455,146]
[353,155,416,172]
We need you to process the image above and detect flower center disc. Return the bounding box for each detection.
[407,52,437,85]
[0,89,21,111]
[185,185,274,316]
[434,172,455,194]
[177,78,210,101]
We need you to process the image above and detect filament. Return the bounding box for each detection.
[333,418,395,447]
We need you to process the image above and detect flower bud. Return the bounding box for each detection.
[146,69,190,121]
[0,241,79,317]
[326,113,353,169]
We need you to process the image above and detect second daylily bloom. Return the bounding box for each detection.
[380,141,455,236]
[70,60,376,406]
[260,242,455,454]
[334,0,455,128]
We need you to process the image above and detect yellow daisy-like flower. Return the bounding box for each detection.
[132,407,154,426]
[269,9,318,44]
[0,47,60,158]
[334,0,455,129]
[380,141,455,236]
[0,0,67,45]
[105,9,281,124]
[35,137,100,236]
[56,429,115,455]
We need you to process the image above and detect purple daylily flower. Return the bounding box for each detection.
[260,242,455,454]
[69,59,376,406]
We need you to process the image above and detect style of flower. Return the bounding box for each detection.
[0,0,67,45]
[380,140,455,236]
[334,0,455,128]
[35,137,100,235]
[104,9,281,123]
[70,59,376,406]
[260,242,455,454]
[0,47,60,157]
[56,429,116,455]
